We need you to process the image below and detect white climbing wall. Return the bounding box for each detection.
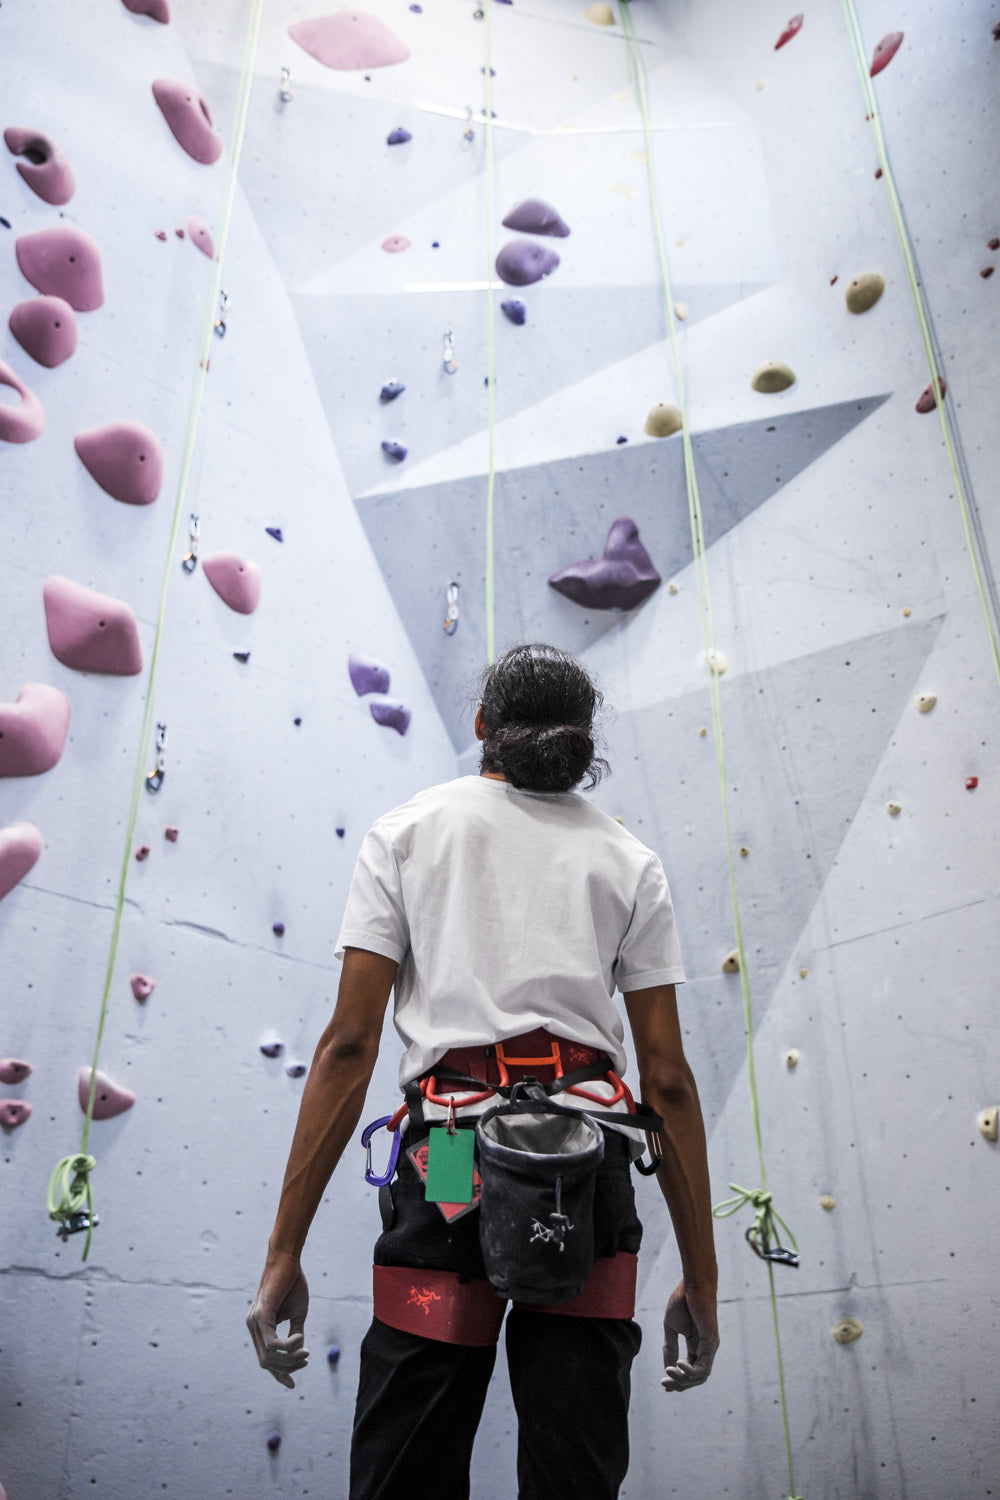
[1,1,998,1497]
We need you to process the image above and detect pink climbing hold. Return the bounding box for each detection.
[164,826,179,842]
[349,653,390,696]
[501,199,571,238]
[43,576,144,676]
[0,1101,32,1129]
[152,79,223,165]
[122,0,171,19]
[0,1059,33,1084]
[870,31,903,75]
[187,215,215,258]
[74,421,165,506]
[135,844,151,862]
[774,14,803,49]
[496,240,560,287]
[915,377,946,413]
[381,234,412,253]
[4,127,76,206]
[370,701,410,736]
[9,295,78,368]
[78,1066,136,1121]
[548,517,661,611]
[203,554,263,615]
[15,225,104,311]
[288,10,411,69]
[0,821,43,901]
[155,229,168,241]
[0,683,72,778]
[0,360,45,444]
[130,974,156,1000]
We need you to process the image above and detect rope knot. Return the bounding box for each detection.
[47,1153,99,1259]
[712,1181,799,1266]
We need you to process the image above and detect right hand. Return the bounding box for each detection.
[661,1279,719,1392]
[247,1251,311,1389]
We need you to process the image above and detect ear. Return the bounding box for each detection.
[474,705,486,741]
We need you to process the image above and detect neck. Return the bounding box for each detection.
[479,769,507,782]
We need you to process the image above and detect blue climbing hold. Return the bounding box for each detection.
[381,440,407,462]
[328,1344,342,1366]
[616,436,628,444]
[335,827,345,838]
[265,526,283,542]
[379,381,405,403]
[387,127,412,146]
[501,299,526,325]
[267,1433,281,1454]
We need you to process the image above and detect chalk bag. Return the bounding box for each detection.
[476,1083,605,1304]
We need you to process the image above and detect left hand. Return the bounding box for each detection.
[247,1251,311,1389]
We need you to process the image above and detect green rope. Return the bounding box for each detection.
[46,0,267,1261]
[618,6,801,1495]
[840,0,1000,687]
[483,3,498,665]
[714,1182,799,1258]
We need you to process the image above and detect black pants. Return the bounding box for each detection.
[349,1129,643,1500]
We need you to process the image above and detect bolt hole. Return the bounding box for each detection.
[138,454,145,462]
[68,255,76,263]
[98,620,106,628]
[54,320,61,328]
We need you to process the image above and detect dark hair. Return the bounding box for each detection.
[479,644,609,793]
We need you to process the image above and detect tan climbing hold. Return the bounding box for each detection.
[704,648,727,675]
[674,301,689,321]
[902,607,912,617]
[978,1106,999,1143]
[845,273,885,314]
[614,816,624,825]
[798,967,808,979]
[751,360,796,393]
[645,403,683,438]
[667,583,679,595]
[832,1318,863,1345]
[819,1195,836,1211]
[739,846,750,857]
[584,1,615,24]
[785,1048,800,1069]
[722,950,740,973]
[699,727,707,737]
[886,801,902,816]
[916,693,937,713]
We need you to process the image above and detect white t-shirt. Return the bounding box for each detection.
[335,776,685,1126]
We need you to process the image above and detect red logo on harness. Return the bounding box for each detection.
[408,1285,442,1316]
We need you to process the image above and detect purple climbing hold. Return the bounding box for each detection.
[495,240,560,287]
[293,717,302,726]
[15,225,105,311]
[152,79,223,165]
[0,1059,33,1084]
[74,421,165,506]
[266,526,284,542]
[380,381,405,403]
[285,1060,308,1079]
[260,1039,285,1059]
[267,1433,282,1454]
[548,516,662,612]
[44,577,144,675]
[870,31,903,76]
[616,436,628,444]
[501,199,570,238]
[0,1100,32,1129]
[349,653,391,696]
[273,922,286,937]
[328,1344,342,1366]
[78,1066,136,1121]
[500,299,526,325]
[370,701,411,736]
[387,126,412,145]
[335,827,345,838]
[122,0,171,19]
[4,127,76,206]
[9,296,78,368]
[233,651,251,663]
[0,360,44,444]
[410,3,422,9]
[381,440,407,462]
[0,683,71,778]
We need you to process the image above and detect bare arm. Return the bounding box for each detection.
[623,983,719,1391]
[247,947,397,1386]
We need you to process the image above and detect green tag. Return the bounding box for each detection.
[424,1127,475,1204]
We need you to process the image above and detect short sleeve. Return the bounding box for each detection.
[613,853,686,992]
[334,822,410,964]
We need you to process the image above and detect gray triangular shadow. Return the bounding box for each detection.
[357,395,890,748]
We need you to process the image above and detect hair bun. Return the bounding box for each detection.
[491,722,594,794]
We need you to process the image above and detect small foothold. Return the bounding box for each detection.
[272,922,285,937]
[674,301,688,320]
[698,727,707,737]
[74,421,165,506]
[327,1344,342,1366]
[259,1038,285,1059]
[644,403,682,438]
[78,1066,136,1120]
[501,199,571,238]
[233,651,251,663]
[584,1,615,24]
[616,436,628,445]
[293,717,302,727]
[819,1195,836,1211]
[0,1059,33,1084]
[266,1432,282,1454]
[549,516,661,612]
[980,267,994,279]
[965,776,978,790]
[751,360,796,393]
[122,0,171,19]
[886,801,901,816]
[739,846,750,857]
[349,653,391,696]
[830,275,839,285]
[370,701,411,736]
[667,583,679,595]
[785,1048,799,1069]
[721,950,740,974]
[379,381,405,403]
[164,826,179,842]
[0,359,45,444]
[916,693,937,713]
[135,845,151,862]
[989,238,1000,251]
[495,240,560,287]
[832,1317,864,1345]
[844,272,885,313]
[916,377,946,412]
[386,126,412,145]
[902,607,911,617]
[175,228,186,239]
[381,440,407,462]
[152,79,223,165]
[870,31,903,76]
[381,234,411,253]
[187,216,215,259]
[500,299,526,325]
[203,554,263,615]
[288,11,411,70]
[130,974,155,1001]
[0,683,72,778]
[155,229,168,240]
[44,577,143,675]
[703,648,727,675]
[0,1100,32,1129]
[4,127,76,205]
[874,167,882,179]
[265,526,284,542]
[9,295,79,368]
[285,1060,308,1079]
[977,1106,999,1143]
[336,827,345,838]
[0,821,43,900]
[798,967,808,979]
[774,13,803,48]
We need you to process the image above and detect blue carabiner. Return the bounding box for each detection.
[361,1114,401,1187]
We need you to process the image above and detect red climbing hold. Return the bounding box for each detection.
[965,776,978,790]
[829,275,838,285]
[980,267,994,279]
[915,377,945,413]
[774,14,803,50]
[870,31,903,76]
[988,238,1000,251]
[874,167,883,179]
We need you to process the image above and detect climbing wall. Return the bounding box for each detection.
[1,2,998,1497]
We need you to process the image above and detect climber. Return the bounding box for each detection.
[247,643,719,1500]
